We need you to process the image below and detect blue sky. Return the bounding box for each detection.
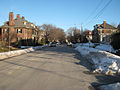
[0,0,120,31]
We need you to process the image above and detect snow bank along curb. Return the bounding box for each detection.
[98,82,120,90]
[75,46,120,75]
[0,46,47,60]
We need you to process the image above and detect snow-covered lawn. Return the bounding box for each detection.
[75,43,120,75]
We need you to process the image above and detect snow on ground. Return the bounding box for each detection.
[95,44,115,53]
[75,43,120,90]
[98,82,120,90]
[75,43,120,75]
[73,43,115,53]
[0,45,47,60]
[73,43,95,48]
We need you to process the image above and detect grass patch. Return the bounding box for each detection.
[0,47,19,53]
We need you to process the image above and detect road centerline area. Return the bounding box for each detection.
[0,46,96,90]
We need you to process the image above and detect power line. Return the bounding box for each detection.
[95,0,113,19]
[83,0,113,27]
[59,0,112,30]
[85,0,104,22]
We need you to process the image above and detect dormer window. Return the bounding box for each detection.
[31,24,35,28]
[31,24,33,27]
[23,22,27,25]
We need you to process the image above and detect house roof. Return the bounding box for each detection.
[0,17,36,29]
[97,23,117,29]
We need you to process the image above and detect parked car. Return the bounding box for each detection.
[67,42,73,47]
[49,42,57,47]
[56,42,61,45]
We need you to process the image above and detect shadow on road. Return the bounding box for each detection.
[3,45,120,90]
[91,75,120,90]
[3,60,85,83]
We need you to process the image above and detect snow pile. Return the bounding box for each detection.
[74,43,116,53]
[0,47,34,60]
[82,43,95,47]
[98,82,120,90]
[73,43,81,48]
[73,43,95,48]
[75,46,120,75]
[95,44,115,52]
[0,45,47,60]
[20,46,32,49]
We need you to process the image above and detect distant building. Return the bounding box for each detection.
[92,21,119,43]
[0,12,39,46]
[80,30,92,43]
[83,30,92,40]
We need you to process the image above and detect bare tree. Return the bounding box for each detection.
[117,24,120,30]
[39,24,49,43]
[111,32,120,50]
[66,27,81,43]
[4,29,17,46]
[39,24,66,43]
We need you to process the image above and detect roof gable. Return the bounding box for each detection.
[101,23,117,29]
[96,23,117,29]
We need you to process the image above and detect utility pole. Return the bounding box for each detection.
[2,29,3,42]
[81,24,83,44]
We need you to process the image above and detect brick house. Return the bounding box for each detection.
[92,21,119,43]
[0,12,38,46]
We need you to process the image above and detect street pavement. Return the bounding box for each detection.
[0,45,97,90]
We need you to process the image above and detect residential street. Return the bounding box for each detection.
[0,45,97,90]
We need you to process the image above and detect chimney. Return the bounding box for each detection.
[16,14,20,19]
[9,12,15,26]
[22,16,25,20]
[103,20,106,28]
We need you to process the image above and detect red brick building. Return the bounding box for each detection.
[92,21,119,43]
[0,12,38,46]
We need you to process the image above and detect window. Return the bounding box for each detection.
[31,24,33,27]
[17,29,22,33]
[3,29,9,33]
[23,22,26,25]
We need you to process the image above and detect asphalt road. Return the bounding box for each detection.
[0,45,97,90]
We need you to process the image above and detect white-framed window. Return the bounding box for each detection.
[3,28,9,33]
[17,29,22,33]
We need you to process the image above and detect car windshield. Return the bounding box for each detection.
[51,42,56,44]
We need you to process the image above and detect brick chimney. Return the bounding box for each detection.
[103,20,106,28]
[9,12,15,26]
[22,16,25,20]
[16,14,20,20]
